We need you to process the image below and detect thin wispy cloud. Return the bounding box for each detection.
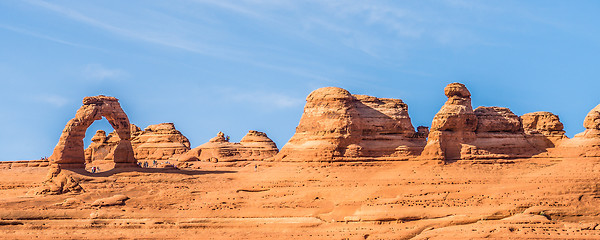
[0,24,86,48]
[23,0,244,59]
[216,88,304,109]
[83,64,128,81]
[34,94,69,107]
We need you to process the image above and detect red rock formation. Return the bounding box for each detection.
[421,83,477,160]
[421,84,552,160]
[521,111,567,148]
[131,123,191,160]
[275,87,425,162]
[178,131,278,162]
[555,104,600,157]
[49,96,135,168]
[85,123,190,161]
[462,107,543,159]
[84,130,113,163]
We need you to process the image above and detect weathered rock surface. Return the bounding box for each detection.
[178,131,279,162]
[555,104,600,157]
[91,194,129,207]
[50,95,135,168]
[275,87,425,162]
[131,123,191,160]
[33,166,84,195]
[421,84,552,160]
[421,83,477,160]
[462,107,543,159]
[85,123,191,161]
[521,111,567,148]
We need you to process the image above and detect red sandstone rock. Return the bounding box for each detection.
[131,123,190,160]
[49,95,135,168]
[463,107,543,159]
[421,84,552,160]
[521,112,565,135]
[521,111,567,148]
[421,83,477,160]
[555,104,600,157]
[178,131,278,162]
[475,107,523,133]
[85,123,190,162]
[275,87,425,162]
[84,130,116,163]
[91,194,129,207]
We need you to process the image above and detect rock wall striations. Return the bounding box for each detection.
[274,87,426,162]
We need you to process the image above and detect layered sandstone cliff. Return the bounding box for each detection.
[275,87,425,162]
[555,104,600,157]
[178,131,278,162]
[85,123,190,161]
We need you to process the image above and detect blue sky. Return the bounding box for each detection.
[1,0,599,160]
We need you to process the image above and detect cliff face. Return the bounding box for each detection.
[275,87,425,162]
[178,131,278,162]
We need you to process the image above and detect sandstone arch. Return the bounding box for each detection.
[49,95,136,168]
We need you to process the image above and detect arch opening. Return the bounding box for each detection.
[49,96,137,169]
[83,118,118,173]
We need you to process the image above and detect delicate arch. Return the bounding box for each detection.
[49,95,136,168]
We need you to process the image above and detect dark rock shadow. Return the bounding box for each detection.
[64,167,237,177]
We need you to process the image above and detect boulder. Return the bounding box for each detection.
[274,87,425,162]
[178,131,279,162]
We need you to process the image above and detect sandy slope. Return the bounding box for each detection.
[1,158,600,239]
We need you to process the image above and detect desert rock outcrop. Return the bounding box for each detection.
[521,111,567,148]
[275,87,425,162]
[178,131,278,162]
[49,95,135,168]
[85,123,190,161]
[421,84,552,160]
[463,106,544,159]
[421,83,477,160]
[555,104,600,157]
[131,123,191,160]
